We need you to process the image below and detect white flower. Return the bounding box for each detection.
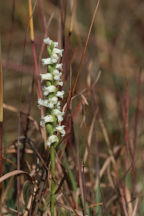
[39,37,65,144]
[56,101,61,109]
[40,73,52,81]
[42,58,52,65]
[51,53,59,63]
[43,85,56,96]
[56,81,63,86]
[38,98,49,107]
[53,70,62,81]
[48,96,58,108]
[53,69,61,76]
[56,91,64,99]
[54,75,60,81]
[40,115,54,126]
[53,48,64,57]
[46,135,59,147]
[43,37,58,48]
[54,74,62,81]
[56,63,63,70]
[53,109,64,122]
[41,58,53,65]
[55,125,65,136]
[38,98,58,108]
[42,54,59,66]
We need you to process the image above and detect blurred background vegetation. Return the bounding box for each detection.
[1,0,144,215]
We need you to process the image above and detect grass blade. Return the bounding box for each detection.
[0,38,3,215]
[72,0,101,95]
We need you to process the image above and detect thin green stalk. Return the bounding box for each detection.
[39,38,65,215]
[63,157,77,192]
[63,155,91,215]
[95,183,102,215]
[51,145,56,216]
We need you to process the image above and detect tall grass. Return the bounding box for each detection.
[0,0,143,215]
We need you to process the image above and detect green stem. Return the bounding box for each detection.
[51,145,55,216]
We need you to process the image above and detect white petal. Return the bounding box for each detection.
[56,101,61,109]
[44,85,56,92]
[56,125,65,136]
[57,115,63,122]
[43,85,56,96]
[56,125,65,130]
[38,98,49,107]
[54,74,61,81]
[40,73,52,81]
[53,109,64,122]
[53,70,62,81]
[53,69,61,76]
[46,135,58,147]
[51,53,59,63]
[53,109,63,115]
[53,48,64,57]
[43,37,58,48]
[42,58,52,65]
[43,115,54,123]
[47,103,54,109]
[56,91,64,99]
[40,120,45,127]
[38,98,43,105]
[57,81,63,86]
[42,54,59,65]
[40,115,54,126]
[56,63,63,70]
[47,96,58,108]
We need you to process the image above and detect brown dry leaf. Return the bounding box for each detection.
[83,110,97,163]
[56,201,87,216]
[0,170,30,184]
[81,94,89,106]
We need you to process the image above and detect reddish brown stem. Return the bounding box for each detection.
[0,123,2,179]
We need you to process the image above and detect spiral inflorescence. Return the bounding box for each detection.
[38,37,65,147]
